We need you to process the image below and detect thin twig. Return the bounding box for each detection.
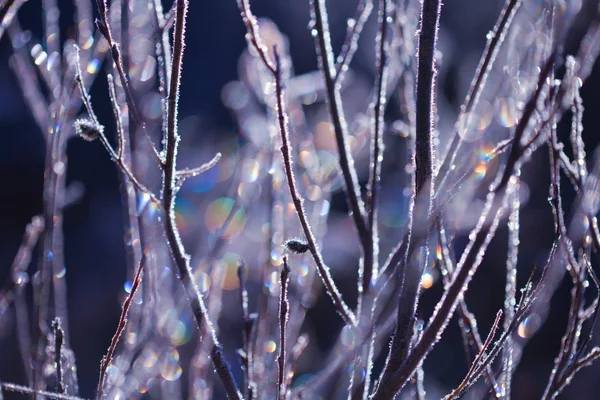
[0,382,87,400]
[96,254,145,400]
[162,1,242,398]
[365,0,390,293]
[73,49,159,204]
[273,49,356,325]
[237,260,256,398]
[310,0,369,244]
[375,0,441,393]
[93,0,164,167]
[334,0,374,85]
[445,311,503,400]
[436,0,522,195]
[371,50,556,400]
[438,221,501,397]
[278,256,291,400]
[175,152,222,181]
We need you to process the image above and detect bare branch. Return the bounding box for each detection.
[277,256,291,400]
[334,0,373,85]
[0,382,87,400]
[175,152,222,180]
[162,1,242,398]
[96,254,145,400]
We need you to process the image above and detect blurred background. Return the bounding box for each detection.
[1,0,600,398]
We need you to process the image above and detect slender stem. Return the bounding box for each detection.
[93,0,164,167]
[445,311,503,400]
[438,221,501,397]
[366,0,389,291]
[371,52,555,400]
[0,382,86,400]
[353,2,390,396]
[278,256,291,400]
[310,0,369,244]
[162,1,242,398]
[436,0,522,195]
[413,0,439,197]
[501,184,520,397]
[334,0,374,85]
[96,254,145,400]
[237,260,255,398]
[273,49,356,326]
[375,0,441,391]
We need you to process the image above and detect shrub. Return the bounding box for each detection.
[1,0,600,399]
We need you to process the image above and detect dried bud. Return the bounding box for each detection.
[284,238,309,254]
[74,119,103,142]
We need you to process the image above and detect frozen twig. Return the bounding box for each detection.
[0,382,87,400]
[277,256,291,400]
[375,0,441,394]
[436,0,522,195]
[162,1,242,398]
[93,0,164,167]
[333,0,373,85]
[371,50,556,400]
[310,0,370,246]
[73,53,159,203]
[235,0,356,325]
[365,0,390,293]
[444,310,503,400]
[438,222,501,397]
[175,152,222,184]
[96,254,145,400]
[272,49,356,325]
[237,260,256,398]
